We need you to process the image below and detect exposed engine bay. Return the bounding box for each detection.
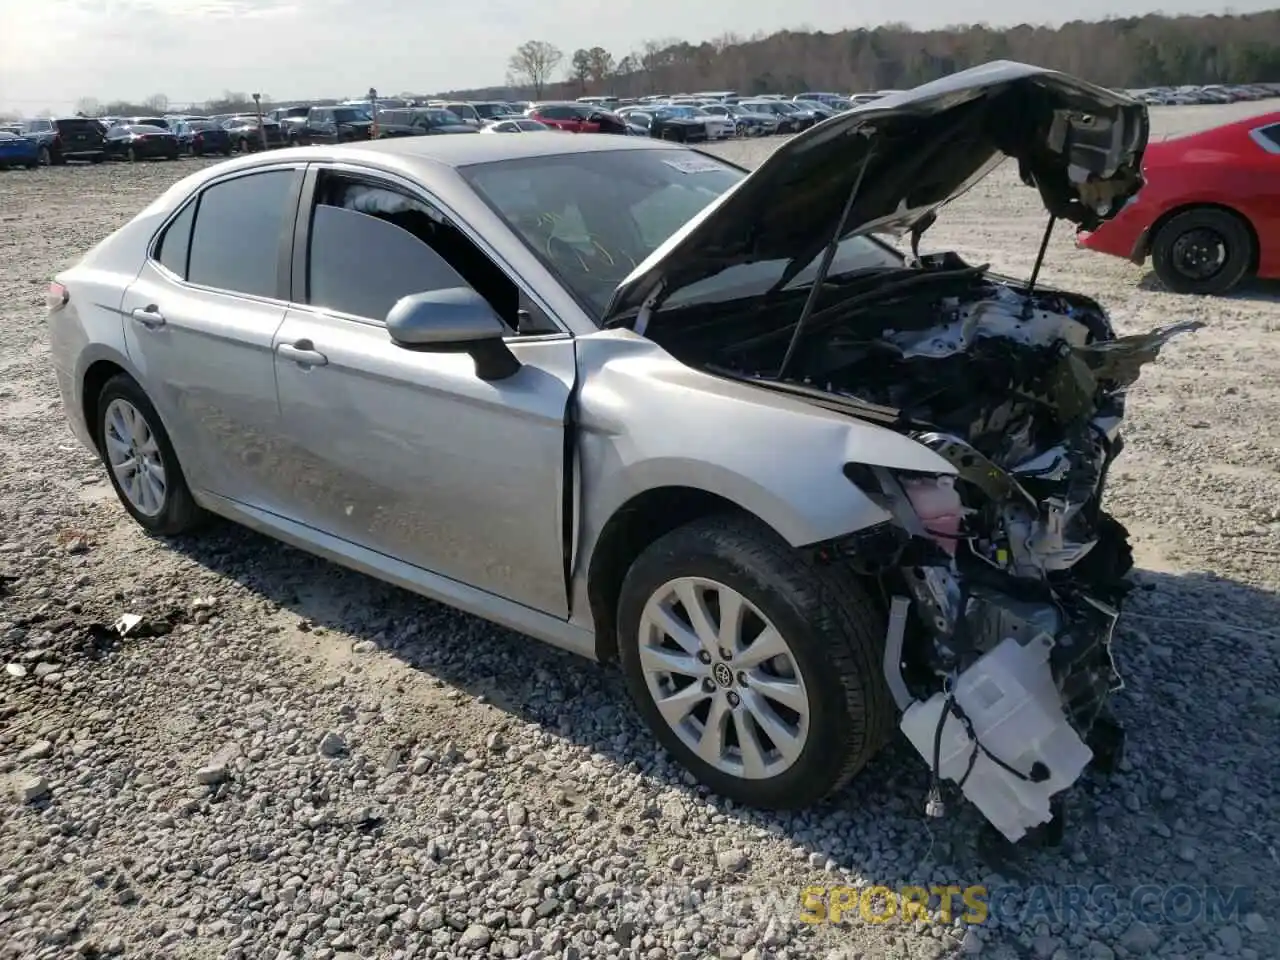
[646,250,1200,841]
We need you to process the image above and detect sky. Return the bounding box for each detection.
[0,0,1273,115]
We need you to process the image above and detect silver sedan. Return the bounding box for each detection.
[48,62,1188,840]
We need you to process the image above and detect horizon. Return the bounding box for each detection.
[2,2,1276,116]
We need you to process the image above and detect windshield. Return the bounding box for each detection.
[473,103,507,118]
[333,108,370,123]
[462,149,901,321]
[659,106,699,118]
[463,150,740,318]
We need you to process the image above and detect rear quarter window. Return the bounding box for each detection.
[1251,123,1280,153]
[185,171,297,299]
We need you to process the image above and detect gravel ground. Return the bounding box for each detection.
[2,101,1278,960]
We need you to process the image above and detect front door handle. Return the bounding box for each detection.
[278,340,328,367]
[130,305,166,328]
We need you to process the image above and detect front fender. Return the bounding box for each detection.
[572,329,955,567]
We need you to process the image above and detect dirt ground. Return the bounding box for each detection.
[1,100,1277,960]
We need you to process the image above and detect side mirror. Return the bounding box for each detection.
[385,288,521,382]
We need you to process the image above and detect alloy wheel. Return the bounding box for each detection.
[102,398,168,517]
[637,576,810,779]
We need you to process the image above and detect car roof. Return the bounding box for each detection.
[318,131,684,167]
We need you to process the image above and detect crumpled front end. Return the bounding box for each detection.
[692,258,1199,841]
[835,286,1197,841]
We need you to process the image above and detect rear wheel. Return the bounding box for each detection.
[1151,207,1254,295]
[95,375,206,536]
[616,514,894,809]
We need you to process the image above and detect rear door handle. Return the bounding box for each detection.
[130,305,166,328]
[278,340,328,367]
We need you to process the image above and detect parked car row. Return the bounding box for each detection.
[7,80,1278,171]
[1126,82,1280,105]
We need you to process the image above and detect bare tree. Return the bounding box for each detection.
[508,40,564,98]
[710,32,742,53]
[586,47,615,89]
[571,48,591,94]
[143,93,169,113]
[74,97,102,117]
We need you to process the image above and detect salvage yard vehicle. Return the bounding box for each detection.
[376,108,478,137]
[1077,111,1280,295]
[170,119,233,157]
[0,130,40,169]
[17,117,107,164]
[222,115,286,152]
[103,124,181,162]
[48,61,1196,843]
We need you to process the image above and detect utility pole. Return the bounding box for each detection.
[252,92,266,150]
[368,87,378,138]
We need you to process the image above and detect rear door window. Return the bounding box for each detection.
[186,171,297,298]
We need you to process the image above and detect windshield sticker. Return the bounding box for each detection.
[662,157,724,174]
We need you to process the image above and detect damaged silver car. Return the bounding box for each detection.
[49,61,1196,843]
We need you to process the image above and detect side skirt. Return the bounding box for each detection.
[193,490,599,661]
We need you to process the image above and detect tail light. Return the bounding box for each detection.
[47,282,69,312]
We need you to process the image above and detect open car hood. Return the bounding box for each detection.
[603,61,1149,325]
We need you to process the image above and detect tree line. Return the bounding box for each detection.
[33,11,1280,122]
[497,13,1280,100]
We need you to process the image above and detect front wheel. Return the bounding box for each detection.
[95,375,207,536]
[617,514,894,809]
[1151,207,1254,295]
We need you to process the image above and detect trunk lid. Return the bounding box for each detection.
[602,61,1149,326]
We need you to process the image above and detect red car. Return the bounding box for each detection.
[1077,111,1280,294]
[525,102,628,135]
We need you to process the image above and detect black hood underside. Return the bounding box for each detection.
[605,61,1149,326]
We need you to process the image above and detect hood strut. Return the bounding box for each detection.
[776,142,877,380]
[1022,213,1057,317]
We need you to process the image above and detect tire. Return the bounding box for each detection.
[90,154,105,164]
[37,145,51,166]
[222,148,232,157]
[94,375,206,536]
[616,513,894,809]
[127,146,138,163]
[1151,207,1254,295]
